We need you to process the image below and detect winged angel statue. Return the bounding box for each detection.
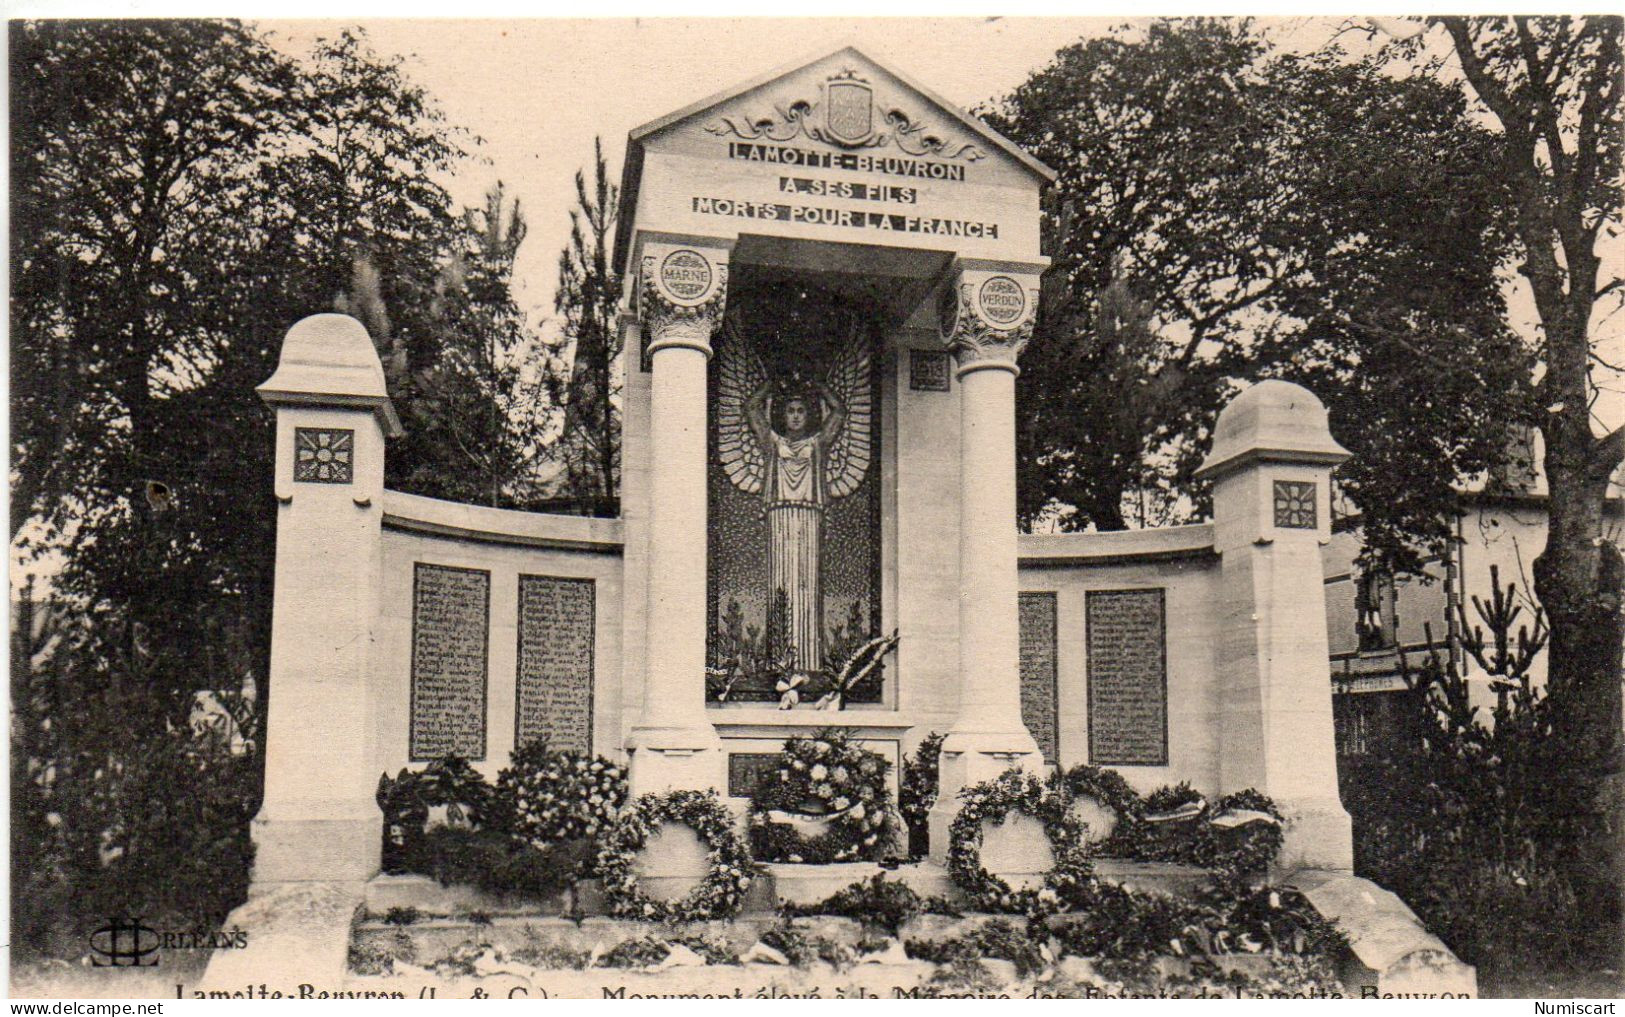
[716,315,873,673]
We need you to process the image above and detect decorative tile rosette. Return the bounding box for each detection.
[747,731,899,864]
[946,769,1093,916]
[596,789,756,923]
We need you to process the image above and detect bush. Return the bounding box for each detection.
[759,923,855,969]
[905,918,1048,977]
[1342,580,1620,984]
[12,604,260,963]
[598,936,674,969]
[1050,878,1344,962]
[899,732,945,857]
[400,825,576,902]
[1052,882,1215,960]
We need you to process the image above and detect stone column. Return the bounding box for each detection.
[929,270,1044,859]
[252,313,402,883]
[1195,379,1354,872]
[626,243,730,796]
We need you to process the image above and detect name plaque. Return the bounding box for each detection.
[728,753,783,798]
[1018,592,1060,764]
[409,563,490,761]
[1086,589,1168,766]
[516,575,596,754]
[909,349,951,392]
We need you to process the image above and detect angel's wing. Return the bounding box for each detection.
[716,315,768,496]
[824,328,873,499]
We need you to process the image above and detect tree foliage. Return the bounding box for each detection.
[542,137,623,514]
[1408,13,1624,928]
[986,19,1529,576]
[9,20,531,689]
[398,183,550,508]
[10,18,549,961]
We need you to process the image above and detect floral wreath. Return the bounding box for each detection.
[1058,764,1146,853]
[748,731,898,863]
[947,769,1093,916]
[1203,789,1284,879]
[596,789,756,923]
[497,740,628,852]
[1055,767,1284,877]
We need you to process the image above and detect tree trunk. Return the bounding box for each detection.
[1534,374,1625,945]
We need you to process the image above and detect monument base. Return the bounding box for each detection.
[1275,795,1354,873]
[626,724,725,797]
[200,880,365,992]
[250,811,381,884]
[927,727,1043,865]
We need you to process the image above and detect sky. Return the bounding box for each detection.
[260,17,1140,319]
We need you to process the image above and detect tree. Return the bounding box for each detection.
[1423,15,1623,765]
[399,183,549,508]
[11,19,310,699]
[11,19,547,959]
[1021,255,1201,530]
[987,19,1270,532]
[985,19,1528,577]
[1247,48,1534,576]
[1411,13,1624,939]
[543,137,622,513]
[10,22,487,699]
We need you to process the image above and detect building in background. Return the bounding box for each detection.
[1325,426,1625,767]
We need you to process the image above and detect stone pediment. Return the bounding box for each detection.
[615,43,1053,272]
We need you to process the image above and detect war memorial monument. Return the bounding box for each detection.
[202,44,1474,997]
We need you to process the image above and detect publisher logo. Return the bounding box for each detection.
[90,917,160,967]
[87,917,249,968]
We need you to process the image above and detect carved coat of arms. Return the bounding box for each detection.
[823,73,874,147]
[705,68,986,162]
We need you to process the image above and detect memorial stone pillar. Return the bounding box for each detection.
[929,270,1045,858]
[253,313,402,882]
[1196,379,1354,872]
[626,242,730,796]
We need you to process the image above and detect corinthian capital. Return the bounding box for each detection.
[939,271,1040,373]
[640,244,730,358]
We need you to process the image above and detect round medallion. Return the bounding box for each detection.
[977,275,1027,327]
[658,249,714,304]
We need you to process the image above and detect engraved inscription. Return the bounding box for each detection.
[659,249,712,303]
[977,275,1026,326]
[728,752,783,798]
[909,349,951,392]
[1086,589,1168,766]
[410,564,490,760]
[516,575,596,754]
[1019,592,1059,764]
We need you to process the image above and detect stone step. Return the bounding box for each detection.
[364,858,1218,922]
[764,861,957,906]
